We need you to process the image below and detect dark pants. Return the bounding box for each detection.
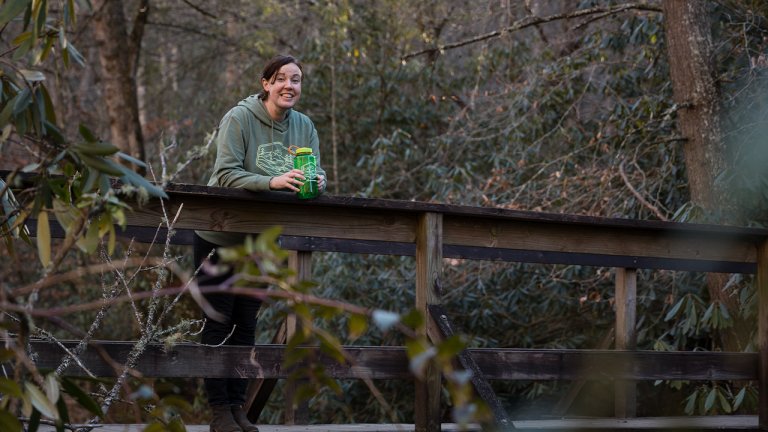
[194,234,262,407]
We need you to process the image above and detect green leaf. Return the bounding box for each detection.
[12,88,31,115]
[44,374,59,405]
[436,334,467,361]
[717,389,732,413]
[25,382,59,420]
[684,388,698,415]
[0,378,23,398]
[0,408,22,432]
[664,297,684,321]
[704,386,716,412]
[167,417,186,432]
[115,151,147,168]
[733,387,746,410]
[142,422,165,432]
[66,43,85,67]
[20,69,45,82]
[0,0,30,28]
[347,313,368,341]
[78,123,97,143]
[36,211,51,267]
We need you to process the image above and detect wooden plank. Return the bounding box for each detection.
[28,341,758,381]
[35,416,760,431]
[615,268,637,418]
[245,320,287,423]
[758,240,768,431]
[284,251,312,425]
[27,218,758,272]
[429,305,512,429]
[415,213,442,432]
[126,196,419,244]
[443,244,756,273]
[443,215,757,265]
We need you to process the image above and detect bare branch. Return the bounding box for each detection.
[402,2,663,61]
[181,0,218,19]
[619,160,669,221]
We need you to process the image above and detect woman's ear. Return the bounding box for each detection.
[261,77,270,94]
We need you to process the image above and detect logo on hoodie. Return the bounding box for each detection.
[256,142,293,175]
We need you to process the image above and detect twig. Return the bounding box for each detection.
[181,0,217,19]
[619,160,669,221]
[402,2,662,61]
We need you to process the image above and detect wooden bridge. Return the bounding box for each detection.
[26,183,768,431]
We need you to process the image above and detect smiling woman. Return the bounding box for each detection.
[191,54,327,432]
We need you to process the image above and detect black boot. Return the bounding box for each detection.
[210,404,242,432]
[231,405,259,432]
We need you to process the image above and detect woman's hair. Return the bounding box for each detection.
[258,54,303,99]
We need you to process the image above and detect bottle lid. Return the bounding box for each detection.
[295,147,313,155]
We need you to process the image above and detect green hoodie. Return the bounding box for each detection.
[196,95,325,246]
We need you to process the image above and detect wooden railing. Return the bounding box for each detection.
[26,183,768,431]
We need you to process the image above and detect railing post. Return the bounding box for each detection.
[415,212,443,432]
[284,250,312,425]
[758,241,768,430]
[615,267,637,418]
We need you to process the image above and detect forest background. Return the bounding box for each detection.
[2,0,768,427]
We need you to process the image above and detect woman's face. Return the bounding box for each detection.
[262,63,302,118]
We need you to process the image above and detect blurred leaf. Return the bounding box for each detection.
[408,346,436,379]
[347,313,368,341]
[0,0,29,28]
[704,386,716,412]
[0,378,23,398]
[143,422,165,432]
[371,309,399,332]
[0,409,22,432]
[78,123,97,143]
[684,388,698,415]
[115,151,147,168]
[44,374,59,405]
[20,69,45,82]
[60,377,103,417]
[36,210,50,267]
[733,387,746,411]
[25,382,59,420]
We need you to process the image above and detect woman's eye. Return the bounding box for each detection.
[291,79,301,85]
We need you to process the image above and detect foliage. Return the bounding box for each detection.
[2,0,768,426]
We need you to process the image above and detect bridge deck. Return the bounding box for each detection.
[36,416,759,431]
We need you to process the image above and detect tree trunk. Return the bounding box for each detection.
[661,0,726,215]
[662,0,746,351]
[92,0,149,169]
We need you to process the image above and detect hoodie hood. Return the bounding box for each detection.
[238,95,291,133]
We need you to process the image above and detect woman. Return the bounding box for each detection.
[194,54,326,432]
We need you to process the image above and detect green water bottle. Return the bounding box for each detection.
[293,147,319,199]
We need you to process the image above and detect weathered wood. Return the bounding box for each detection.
[29,341,758,381]
[442,215,757,266]
[429,305,512,429]
[415,213,442,432]
[128,196,419,244]
[758,240,768,431]
[35,416,761,431]
[284,251,312,425]
[615,268,637,418]
[245,320,287,423]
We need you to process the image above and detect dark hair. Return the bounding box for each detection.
[259,54,303,99]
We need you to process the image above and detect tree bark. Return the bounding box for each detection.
[661,0,726,215]
[92,0,149,168]
[662,0,746,351]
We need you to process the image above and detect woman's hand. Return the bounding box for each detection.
[269,169,306,191]
[318,174,326,192]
